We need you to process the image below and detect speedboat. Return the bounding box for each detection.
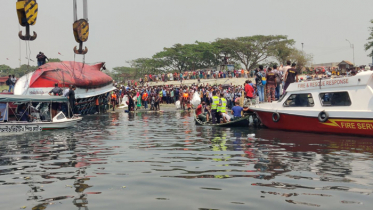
[250,71,373,136]
[0,95,82,133]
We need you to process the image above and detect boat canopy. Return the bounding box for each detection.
[0,95,68,103]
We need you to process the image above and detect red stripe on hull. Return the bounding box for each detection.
[255,111,373,136]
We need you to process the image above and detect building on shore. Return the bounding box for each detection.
[337,60,354,74]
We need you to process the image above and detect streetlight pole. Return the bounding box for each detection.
[346,39,355,65]
[301,43,304,53]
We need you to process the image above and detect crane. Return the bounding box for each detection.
[73,0,89,54]
[16,0,90,55]
[16,0,38,41]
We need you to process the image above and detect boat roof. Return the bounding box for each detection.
[286,71,373,92]
[0,95,68,103]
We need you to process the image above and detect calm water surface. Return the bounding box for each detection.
[0,111,372,210]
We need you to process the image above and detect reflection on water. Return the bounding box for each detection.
[0,111,372,210]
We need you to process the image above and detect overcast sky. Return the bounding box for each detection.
[1,0,373,70]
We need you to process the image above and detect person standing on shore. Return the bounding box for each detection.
[244,80,254,100]
[6,75,13,93]
[272,65,282,99]
[283,63,299,94]
[279,60,291,88]
[265,67,277,102]
[142,91,148,109]
[111,91,117,111]
[255,66,266,102]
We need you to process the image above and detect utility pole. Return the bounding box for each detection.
[301,43,304,53]
[346,39,355,65]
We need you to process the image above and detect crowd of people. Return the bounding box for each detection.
[108,60,308,124]
[112,77,261,124]
[140,69,251,83]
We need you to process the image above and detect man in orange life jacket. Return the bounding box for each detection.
[111,91,117,111]
[182,90,189,110]
[142,91,148,109]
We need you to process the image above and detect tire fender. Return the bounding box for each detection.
[318,111,329,122]
[272,112,280,122]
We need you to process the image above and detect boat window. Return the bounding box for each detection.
[277,92,287,102]
[283,94,314,107]
[319,92,351,106]
[56,113,66,120]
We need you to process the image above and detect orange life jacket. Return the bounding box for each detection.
[183,93,189,99]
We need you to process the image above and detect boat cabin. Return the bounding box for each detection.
[0,95,70,123]
[252,71,373,119]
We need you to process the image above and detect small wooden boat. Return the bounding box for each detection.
[194,114,250,127]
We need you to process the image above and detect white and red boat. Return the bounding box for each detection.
[14,61,116,115]
[250,71,373,136]
[14,61,115,98]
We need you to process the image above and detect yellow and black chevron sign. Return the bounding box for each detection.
[25,0,38,25]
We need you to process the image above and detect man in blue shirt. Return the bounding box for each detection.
[18,104,32,122]
[231,101,249,119]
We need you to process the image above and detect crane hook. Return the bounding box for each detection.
[73,0,89,55]
[74,43,88,55]
[19,25,37,41]
[17,0,38,41]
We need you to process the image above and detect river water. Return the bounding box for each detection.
[0,111,372,210]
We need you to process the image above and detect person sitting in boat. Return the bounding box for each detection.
[196,101,209,122]
[18,104,32,122]
[217,93,228,123]
[231,101,249,119]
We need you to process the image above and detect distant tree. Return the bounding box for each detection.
[288,49,313,72]
[364,19,373,58]
[0,64,37,78]
[47,58,62,63]
[0,65,13,76]
[13,65,38,78]
[213,35,295,71]
[272,40,296,65]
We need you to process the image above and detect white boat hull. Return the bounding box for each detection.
[0,117,82,133]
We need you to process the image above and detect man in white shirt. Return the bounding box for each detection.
[10,75,17,85]
[63,85,72,97]
[279,61,291,80]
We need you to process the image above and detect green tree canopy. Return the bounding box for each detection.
[0,64,37,78]
[47,58,62,63]
[213,35,295,70]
